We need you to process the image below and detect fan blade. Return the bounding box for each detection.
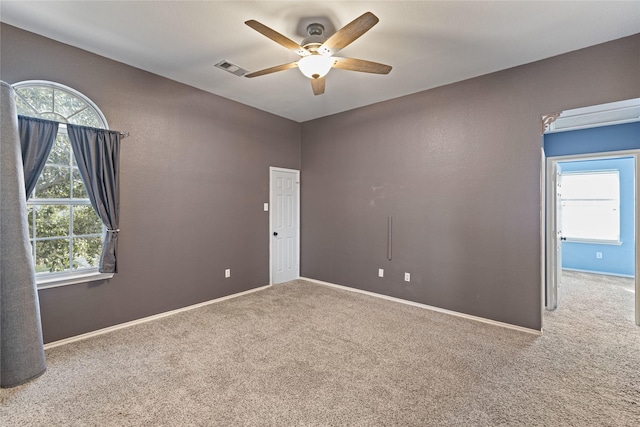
[318,12,379,56]
[310,77,325,96]
[245,62,298,78]
[245,20,309,57]
[332,57,392,74]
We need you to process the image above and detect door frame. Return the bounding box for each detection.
[269,167,300,285]
[543,150,640,326]
[545,160,563,311]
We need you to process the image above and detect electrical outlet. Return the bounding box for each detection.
[263,203,269,211]
[596,252,603,259]
[225,269,231,278]
[378,268,384,278]
[404,272,410,282]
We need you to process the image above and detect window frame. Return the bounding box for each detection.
[14,80,114,288]
[560,169,621,245]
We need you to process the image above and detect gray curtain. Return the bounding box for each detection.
[18,116,59,198]
[67,124,121,274]
[0,81,47,388]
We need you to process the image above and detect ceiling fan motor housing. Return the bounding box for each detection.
[302,23,327,52]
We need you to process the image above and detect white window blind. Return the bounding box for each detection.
[560,171,620,242]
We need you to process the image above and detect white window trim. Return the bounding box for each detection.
[37,270,114,290]
[563,238,623,245]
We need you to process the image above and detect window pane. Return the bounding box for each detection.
[54,89,87,118]
[47,133,71,166]
[73,205,102,235]
[15,87,53,114]
[72,237,102,269]
[562,172,619,200]
[35,165,71,199]
[561,201,619,241]
[15,96,38,116]
[35,238,70,273]
[560,171,620,241]
[72,168,88,199]
[35,205,70,238]
[27,205,34,238]
[38,112,67,122]
[68,107,103,128]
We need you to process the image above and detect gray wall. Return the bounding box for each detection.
[2,22,639,339]
[1,24,301,343]
[301,34,640,330]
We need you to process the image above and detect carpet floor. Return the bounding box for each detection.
[1,271,639,426]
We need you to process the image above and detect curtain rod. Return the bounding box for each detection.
[18,115,131,139]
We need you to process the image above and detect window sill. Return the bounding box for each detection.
[37,270,114,290]
[564,238,623,246]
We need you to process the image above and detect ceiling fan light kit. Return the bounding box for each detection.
[297,55,335,79]
[244,12,392,96]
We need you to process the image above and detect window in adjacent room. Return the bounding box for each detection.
[560,170,620,243]
[13,80,110,287]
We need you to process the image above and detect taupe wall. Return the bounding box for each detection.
[2,22,639,339]
[1,24,301,343]
[301,34,640,330]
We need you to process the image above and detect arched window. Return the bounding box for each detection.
[14,81,108,128]
[14,81,109,285]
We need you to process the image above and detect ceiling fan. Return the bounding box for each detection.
[244,12,392,96]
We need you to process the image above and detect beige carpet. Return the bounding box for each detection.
[1,271,638,426]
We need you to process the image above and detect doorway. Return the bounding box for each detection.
[545,152,638,326]
[542,100,640,326]
[269,167,300,284]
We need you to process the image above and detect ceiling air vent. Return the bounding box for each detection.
[215,60,248,77]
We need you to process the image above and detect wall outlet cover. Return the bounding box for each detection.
[404,272,410,282]
[225,269,231,278]
[378,268,384,278]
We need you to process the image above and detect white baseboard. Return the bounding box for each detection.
[44,284,272,350]
[300,277,542,336]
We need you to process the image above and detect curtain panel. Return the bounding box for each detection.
[0,81,47,388]
[67,124,121,273]
[18,116,59,198]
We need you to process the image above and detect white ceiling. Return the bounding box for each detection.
[1,1,639,123]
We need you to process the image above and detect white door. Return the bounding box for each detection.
[270,167,299,284]
[546,162,563,310]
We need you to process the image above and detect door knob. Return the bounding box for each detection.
[273,232,278,236]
